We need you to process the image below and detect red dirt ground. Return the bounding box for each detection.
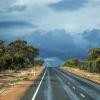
[0,67,44,100]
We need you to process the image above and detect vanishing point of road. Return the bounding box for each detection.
[21,67,100,100]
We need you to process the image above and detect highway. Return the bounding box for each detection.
[21,67,100,100]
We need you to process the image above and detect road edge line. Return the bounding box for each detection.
[32,68,47,100]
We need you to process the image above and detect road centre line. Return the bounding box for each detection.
[72,86,76,90]
[80,93,85,98]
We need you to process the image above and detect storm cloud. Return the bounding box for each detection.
[0,21,35,29]
[1,29,100,63]
[48,0,88,12]
[0,0,100,66]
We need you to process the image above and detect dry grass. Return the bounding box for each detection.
[0,66,44,94]
[61,67,100,84]
[0,66,44,100]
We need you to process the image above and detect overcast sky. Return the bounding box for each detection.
[0,0,100,66]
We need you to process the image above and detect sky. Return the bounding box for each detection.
[0,0,100,66]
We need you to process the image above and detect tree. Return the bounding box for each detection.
[88,48,100,73]
[95,58,100,73]
[0,41,6,70]
[63,59,80,67]
[0,39,40,71]
[0,40,5,56]
[3,53,13,68]
[7,40,39,69]
[35,59,44,66]
[62,48,100,73]
[88,48,100,61]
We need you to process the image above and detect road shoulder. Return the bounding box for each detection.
[0,67,44,100]
[61,67,100,84]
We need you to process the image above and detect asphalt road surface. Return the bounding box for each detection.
[21,67,100,100]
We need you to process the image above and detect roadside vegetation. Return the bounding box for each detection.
[0,67,44,99]
[0,40,45,95]
[62,48,100,83]
[0,40,44,71]
[62,48,100,73]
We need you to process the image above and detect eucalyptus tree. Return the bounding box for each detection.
[0,40,5,56]
[7,40,39,68]
[88,48,100,61]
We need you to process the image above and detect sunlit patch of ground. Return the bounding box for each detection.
[61,67,100,84]
[0,66,44,100]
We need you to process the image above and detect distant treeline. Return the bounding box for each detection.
[63,48,100,73]
[0,40,44,71]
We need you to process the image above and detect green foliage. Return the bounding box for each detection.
[0,40,40,71]
[63,48,100,73]
[35,59,44,66]
[87,61,97,72]
[95,57,100,73]
[88,48,100,61]
[0,40,5,56]
[63,59,80,67]
[88,48,100,73]
[79,61,88,70]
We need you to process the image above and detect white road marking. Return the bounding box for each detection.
[48,69,52,100]
[32,68,47,100]
[65,79,67,82]
[68,82,70,84]
[79,86,100,100]
[80,93,85,98]
[72,86,76,90]
[56,75,80,100]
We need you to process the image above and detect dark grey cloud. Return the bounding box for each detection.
[0,33,16,43]
[21,29,87,60]
[0,29,79,60]
[0,29,100,66]
[0,5,27,14]
[8,5,27,12]
[82,29,100,48]
[48,0,88,12]
[83,29,100,42]
[0,21,36,29]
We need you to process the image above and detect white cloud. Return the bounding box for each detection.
[0,0,100,33]
[35,0,100,33]
[0,0,100,66]
[0,0,16,8]
[15,0,61,6]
